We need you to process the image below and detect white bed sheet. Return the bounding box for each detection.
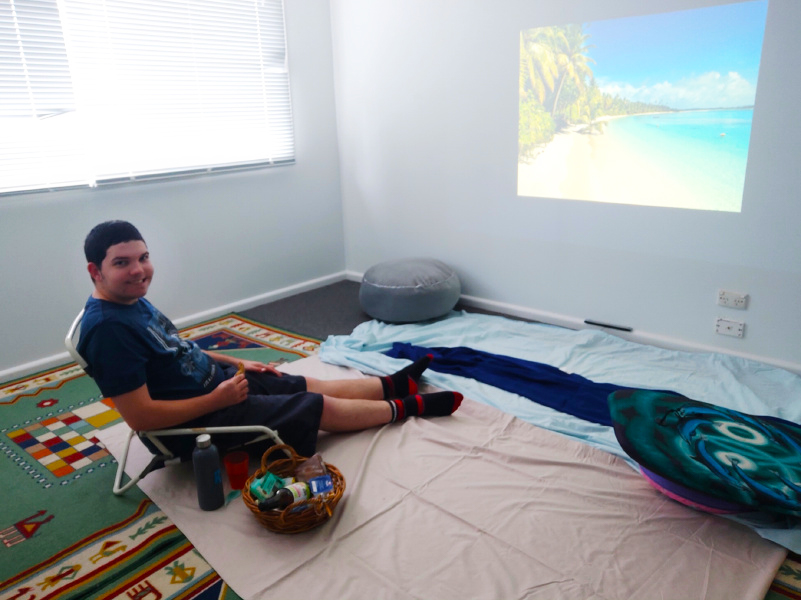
[97,356,786,600]
[318,311,801,552]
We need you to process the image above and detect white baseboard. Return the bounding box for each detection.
[0,272,350,383]
[171,271,349,328]
[342,274,801,373]
[0,353,75,384]
[458,293,801,375]
[5,275,798,382]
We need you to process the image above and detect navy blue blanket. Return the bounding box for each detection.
[385,342,644,426]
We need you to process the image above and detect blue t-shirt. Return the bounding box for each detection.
[77,296,226,399]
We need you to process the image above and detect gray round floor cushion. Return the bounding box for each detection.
[359,258,461,323]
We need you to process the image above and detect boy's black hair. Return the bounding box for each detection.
[84,221,145,266]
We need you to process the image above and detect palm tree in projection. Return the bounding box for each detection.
[520,26,560,105]
[518,23,597,160]
[549,24,594,121]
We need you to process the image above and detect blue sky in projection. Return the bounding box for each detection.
[585,0,768,110]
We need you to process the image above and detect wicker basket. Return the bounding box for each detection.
[242,444,345,534]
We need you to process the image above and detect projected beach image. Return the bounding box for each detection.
[517,1,767,212]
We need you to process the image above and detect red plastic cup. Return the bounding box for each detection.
[223,451,250,490]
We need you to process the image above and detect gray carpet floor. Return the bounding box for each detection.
[239,279,519,340]
[240,280,371,340]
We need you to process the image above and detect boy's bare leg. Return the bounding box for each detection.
[306,377,384,400]
[319,391,463,432]
[305,354,435,401]
[319,396,393,431]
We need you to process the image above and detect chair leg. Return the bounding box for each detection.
[111,425,290,495]
[112,429,138,495]
[112,429,173,495]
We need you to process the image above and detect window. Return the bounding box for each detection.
[0,0,294,195]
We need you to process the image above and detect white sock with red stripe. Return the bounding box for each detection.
[387,392,463,422]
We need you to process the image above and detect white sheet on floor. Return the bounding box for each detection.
[318,311,801,552]
[97,356,786,600]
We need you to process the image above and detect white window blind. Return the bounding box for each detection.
[0,0,294,195]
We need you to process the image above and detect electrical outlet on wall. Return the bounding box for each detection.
[717,289,749,309]
[716,318,745,338]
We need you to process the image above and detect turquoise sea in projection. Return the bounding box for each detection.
[605,108,752,212]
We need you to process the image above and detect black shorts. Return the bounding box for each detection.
[150,366,324,459]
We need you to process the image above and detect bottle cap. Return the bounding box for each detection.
[196,433,211,448]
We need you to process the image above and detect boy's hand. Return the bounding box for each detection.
[215,374,249,406]
[239,359,283,377]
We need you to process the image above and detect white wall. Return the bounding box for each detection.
[330,0,801,372]
[5,0,801,378]
[0,0,344,376]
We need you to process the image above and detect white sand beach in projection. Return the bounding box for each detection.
[518,110,749,212]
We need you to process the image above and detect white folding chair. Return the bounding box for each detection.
[65,309,288,495]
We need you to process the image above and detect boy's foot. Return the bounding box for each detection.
[387,391,463,422]
[380,354,434,399]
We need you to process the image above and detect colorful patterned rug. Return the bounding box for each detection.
[1,313,798,600]
[766,553,801,600]
[0,314,319,600]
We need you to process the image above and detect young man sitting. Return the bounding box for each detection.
[77,220,462,458]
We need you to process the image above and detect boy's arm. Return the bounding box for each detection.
[203,350,239,366]
[110,375,249,431]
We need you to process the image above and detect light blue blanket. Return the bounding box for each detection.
[319,310,801,552]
